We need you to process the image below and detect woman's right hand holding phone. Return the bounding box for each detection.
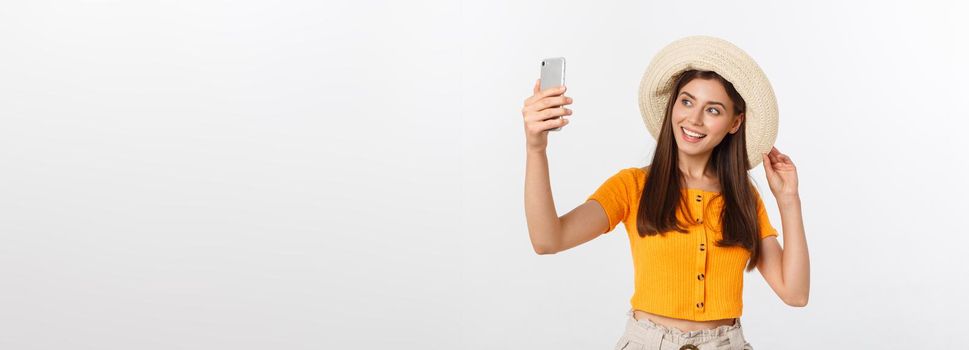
[521,79,573,153]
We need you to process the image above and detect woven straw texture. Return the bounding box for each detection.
[638,35,778,170]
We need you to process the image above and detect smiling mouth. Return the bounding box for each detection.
[681,127,707,139]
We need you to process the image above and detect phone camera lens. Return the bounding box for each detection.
[542,61,545,66]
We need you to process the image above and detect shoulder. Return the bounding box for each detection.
[595,165,651,182]
[631,165,650,181]
[613,166,648,180]
[603,166,648,189]
[623,165,649,176]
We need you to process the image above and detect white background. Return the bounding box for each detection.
[1,0,967,349]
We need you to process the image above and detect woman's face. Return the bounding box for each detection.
[671,78,744,156]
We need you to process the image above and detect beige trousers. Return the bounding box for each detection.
[614,309,753,350]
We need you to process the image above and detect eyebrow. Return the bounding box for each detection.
[679,91,725,108]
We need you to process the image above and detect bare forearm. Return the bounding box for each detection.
[524,149,561,252]
[777,194,810,304]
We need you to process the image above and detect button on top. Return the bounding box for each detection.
[695,195,702,202]
[697,273,704,280]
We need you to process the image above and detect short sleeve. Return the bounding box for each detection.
[586,168,635,234]
[755,191,779,239]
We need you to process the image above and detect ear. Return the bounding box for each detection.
[729,112,745,134]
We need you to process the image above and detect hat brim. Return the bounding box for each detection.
[638,35,778,170]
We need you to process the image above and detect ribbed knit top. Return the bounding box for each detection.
[586,167,778,321]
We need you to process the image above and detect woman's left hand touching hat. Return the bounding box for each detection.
[762,146,799,199]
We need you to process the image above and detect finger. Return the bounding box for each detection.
[770,149,793,166]
[524,95,572,112]
[525,85,567,106]
[531,107,572,122]
[777,154,790,165]
[537,116,569,131]
[779,154,795,166]
[524,107,572,122]
[542,84,566,96]
[526,85,566,106]
[762,153,775,175]
[775,160,795,170]
[766,147,779,163]
[524,80,542,105]
[768,150,780,165]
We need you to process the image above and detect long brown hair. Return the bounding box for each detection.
[636,69,765,272]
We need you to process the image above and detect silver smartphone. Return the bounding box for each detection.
[539,57,566,131]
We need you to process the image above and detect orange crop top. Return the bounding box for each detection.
[586,167,778,321]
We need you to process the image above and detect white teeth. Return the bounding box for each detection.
[682,127,706,138]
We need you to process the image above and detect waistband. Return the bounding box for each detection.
[624,308,746,346]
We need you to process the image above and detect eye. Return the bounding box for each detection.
[681,99,692,107]
[707,107,720,115]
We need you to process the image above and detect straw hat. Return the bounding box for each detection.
[638,35,778,170]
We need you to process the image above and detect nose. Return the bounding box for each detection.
[687,108,704,126]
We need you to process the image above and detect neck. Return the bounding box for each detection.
[678,151,714,179]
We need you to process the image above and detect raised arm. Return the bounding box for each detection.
[521,79,607,254]
[525,148,610,254]
[756,147,810,307]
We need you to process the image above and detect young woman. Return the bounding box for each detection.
[522,36,809,350]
